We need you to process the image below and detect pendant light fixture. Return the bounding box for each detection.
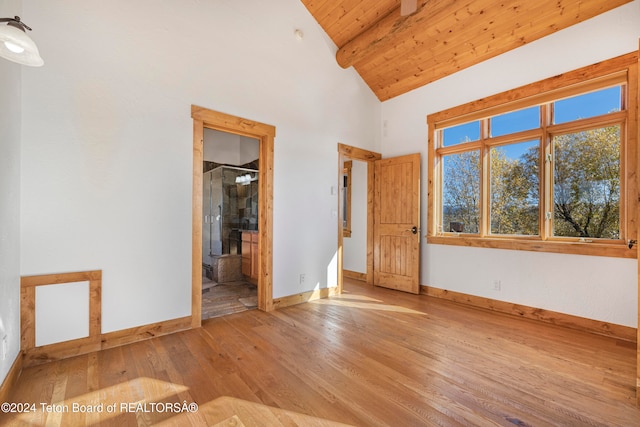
[0,16,43,66]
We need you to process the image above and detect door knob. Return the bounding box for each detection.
[406,226,418,234]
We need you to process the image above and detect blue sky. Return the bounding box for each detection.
[442,86,621,162]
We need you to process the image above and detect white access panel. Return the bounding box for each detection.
[35,281,90,347]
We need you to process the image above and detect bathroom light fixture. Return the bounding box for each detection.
[0,16,43,66]
[235,173,257,186]
[235,174,251,185]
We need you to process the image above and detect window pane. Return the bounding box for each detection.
[490,106,540,137]
[490,140,540,235]
[553,125,620,239]
[442,151,480,233]
[442,121,480,147]
[553,86,622,124]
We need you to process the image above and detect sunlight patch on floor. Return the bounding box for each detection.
[15,377,189,425]
[311,295,426,315]
[156,396,355,426]
[332,293,383,302]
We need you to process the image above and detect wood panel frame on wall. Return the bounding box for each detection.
[20,271,102,366]
[191,106,275,327]
[19,269,192,367]
[337,143,381,292]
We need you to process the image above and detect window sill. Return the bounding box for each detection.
[426,235,636,259]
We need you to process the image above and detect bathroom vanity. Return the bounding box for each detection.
[241,230,259,284]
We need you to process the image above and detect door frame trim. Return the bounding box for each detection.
[337,143,381,293]
[191,106,275,328]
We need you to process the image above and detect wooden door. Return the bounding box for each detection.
[374,153,421,293]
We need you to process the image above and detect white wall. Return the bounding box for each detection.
[203,129,259,166]
[20,0,381,336]
[0,0,22,387]
[239,136,260,166]
[343,159,368,273]
[381,1,640,327]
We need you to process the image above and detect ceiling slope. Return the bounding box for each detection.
[301,0,633,101]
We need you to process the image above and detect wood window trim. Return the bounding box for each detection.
[427,52,639,259]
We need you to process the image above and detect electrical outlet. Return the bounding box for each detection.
[492,280,501,291]
[299,274,306,285]
[1,335,7,361]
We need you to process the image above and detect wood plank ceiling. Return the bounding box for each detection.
[300,0,633,101]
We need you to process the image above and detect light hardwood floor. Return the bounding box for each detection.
[2,279,639,426]
[201,279,257,320]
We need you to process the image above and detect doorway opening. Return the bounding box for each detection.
[191,106,275,328]
[337,143,380,292]
[337,143,421,294]
[201,130,260,319]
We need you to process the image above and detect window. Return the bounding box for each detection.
[442,150,480,233]
[490,139,540,236]
[552,125,621,240]
[427,53,637,258]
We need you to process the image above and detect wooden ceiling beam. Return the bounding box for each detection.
[350,0,632,100]
[362,0,565,96]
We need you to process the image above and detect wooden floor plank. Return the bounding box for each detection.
[2,279,639,426]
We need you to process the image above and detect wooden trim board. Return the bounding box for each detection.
[421,285,636,343]
[273,287,341,310]
[22,316,192,368]
[636,38,640,404]
[192,118,204,327]
[0,352,23,404]
[343,270,367,282]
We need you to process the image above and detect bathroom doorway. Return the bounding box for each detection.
[201,130,260,319]
[191,106,274,328]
